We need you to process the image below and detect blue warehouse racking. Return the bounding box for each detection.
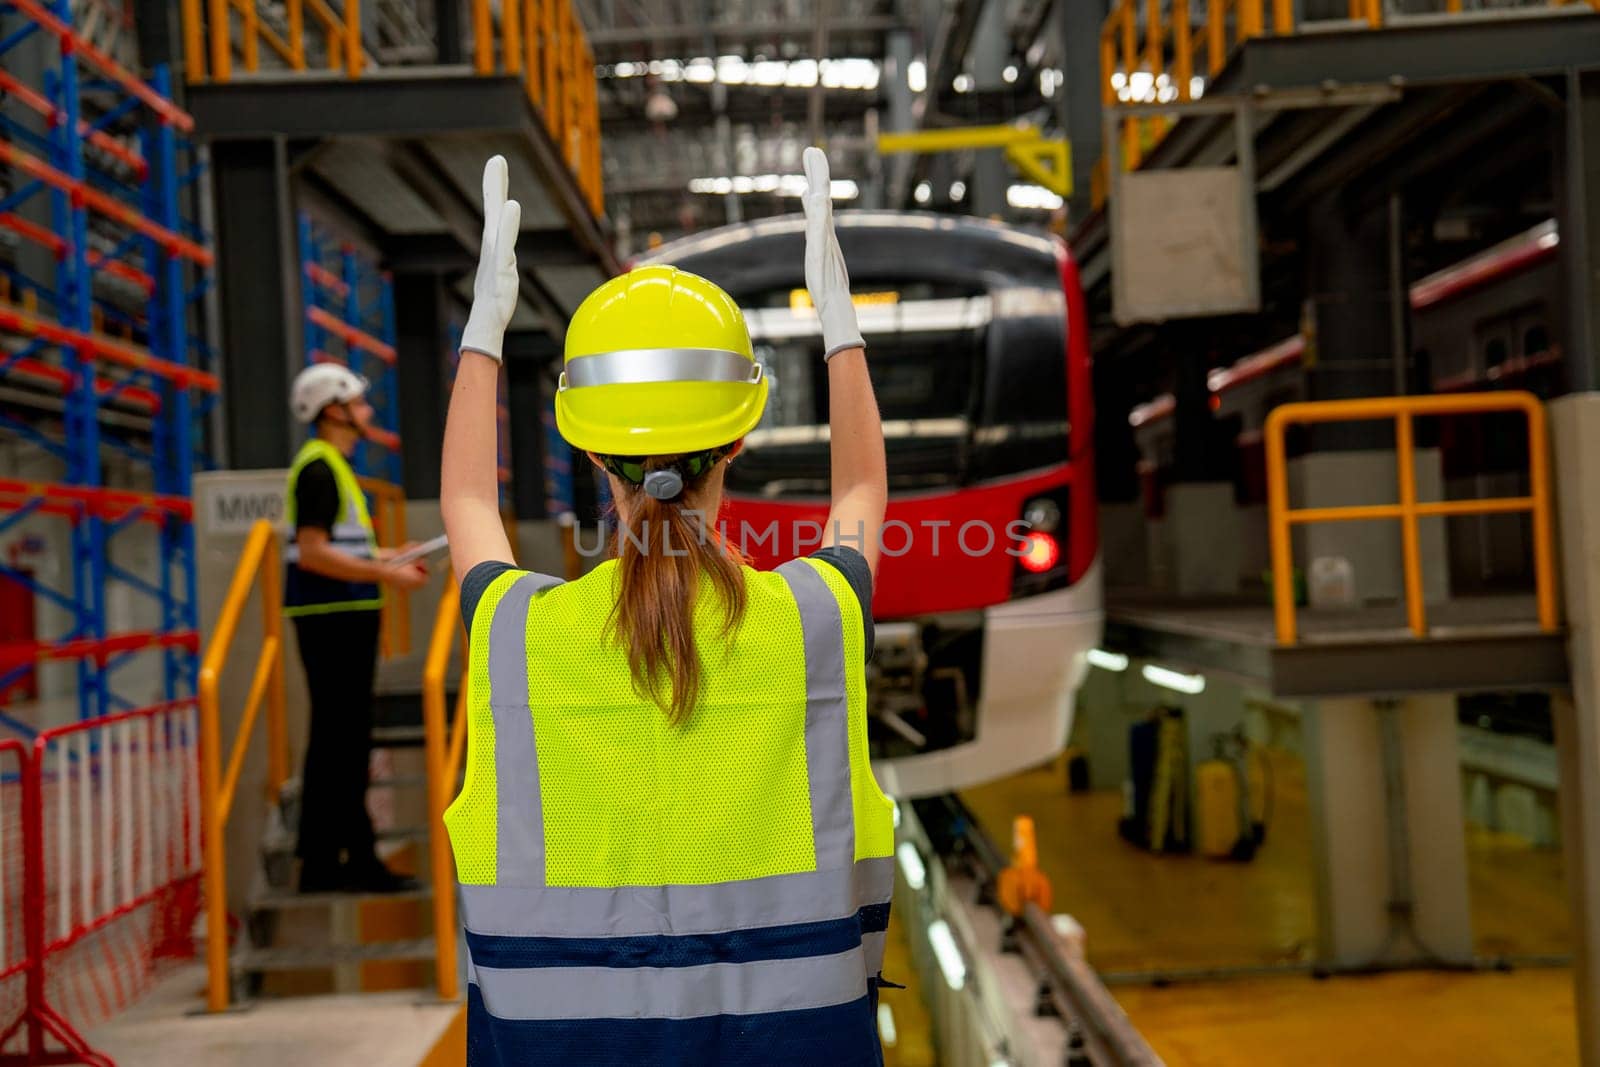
[298,214,402,485]
[0,0,216,731]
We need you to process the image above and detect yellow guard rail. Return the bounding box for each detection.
[198,518,289,1012]
[1097,0,1600,202]
[1264,391,1558,646]
[181,0,603,216]
[358,475,412,658]
[422,575,470,1001]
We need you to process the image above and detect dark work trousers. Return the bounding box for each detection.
[292,608,382,877]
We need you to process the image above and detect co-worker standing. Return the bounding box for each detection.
[440,151,896,1064]
[285,364,428,894]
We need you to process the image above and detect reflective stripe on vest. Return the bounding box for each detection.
[454,562,893,1061]
[283,438,382,616]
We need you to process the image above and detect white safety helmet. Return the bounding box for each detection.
[290,363,369,424]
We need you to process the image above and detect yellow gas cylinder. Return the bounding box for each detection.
[1195,756,1241,859]
[996,815,1053,916]
[1246,744,1268,830]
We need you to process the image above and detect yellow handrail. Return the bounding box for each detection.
[358,476,411,658]
[198,519,289,1013]
[1094,0,1575,206]
[185,0,360,81]
[182,0,603,216]
[422,575,470,1001]
[1263,391,1557,645]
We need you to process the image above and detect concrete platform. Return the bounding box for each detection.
[960,752,1577,1064]
[1105,590,1568,698]
[82,965,463,1067]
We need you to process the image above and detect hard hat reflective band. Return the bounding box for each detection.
[561,348,762,390]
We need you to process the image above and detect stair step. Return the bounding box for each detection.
[369,774,428,790]
[250,886,432,911]
[376,824,428,843]
[233,937,437,973]
[371,724,427,747]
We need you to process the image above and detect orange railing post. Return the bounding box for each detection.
[423,578,460,1001]
[523,0,541,103]
[1173,0,1192,100]
[207,0,231,82]
[182,0,205,79]
[473,0,493,73]
[287,0,305,69]
[1264,392,1558,646]
[1208,0,1225,75]
[198,519,289,1012]
[1240,0,1264,39]
[240,0,259,72]
[344,0,363,77]
[357,477,411,658]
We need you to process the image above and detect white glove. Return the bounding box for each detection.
[801,147,864,361]
[459,155,522,363]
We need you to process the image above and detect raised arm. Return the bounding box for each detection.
[441,156,521,580]
[802,148,887,577]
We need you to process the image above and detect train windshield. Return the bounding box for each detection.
[728,281,1069,497]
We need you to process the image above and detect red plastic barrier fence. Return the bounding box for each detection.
[0,701,202,1065]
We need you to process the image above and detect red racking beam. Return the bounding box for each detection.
[0,630,199,671]
[0,210,66,255]
[305,262,350,298]
[0,355,162,412]
[7,0,194,133]
[0,212,158,293]
[87,252,156,293]
[307,306,396,363]
[0,141,212,267]
[0,478,193,522]
[0,300,219,391]
[0,69,148,178]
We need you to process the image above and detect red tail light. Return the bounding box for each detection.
[1018,531,1060,573]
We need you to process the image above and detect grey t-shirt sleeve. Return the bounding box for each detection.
[459,560,518,633]
[810,545,875,661]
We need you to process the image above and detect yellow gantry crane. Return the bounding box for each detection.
[876,124,1074,197]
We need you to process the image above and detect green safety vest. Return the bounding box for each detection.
[283,438,382,617]
[446,558,896,1065]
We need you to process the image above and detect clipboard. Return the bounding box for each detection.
[386,534,449,568]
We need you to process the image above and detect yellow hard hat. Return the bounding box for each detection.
[556,266,767,456]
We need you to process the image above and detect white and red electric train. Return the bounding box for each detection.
[641,212,1103,798]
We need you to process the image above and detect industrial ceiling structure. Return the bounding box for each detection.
[572,0,1080,252]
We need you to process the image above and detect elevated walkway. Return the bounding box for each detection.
[180,0,619,474]
[82,966,462,1067]
[1074,0,1600,324]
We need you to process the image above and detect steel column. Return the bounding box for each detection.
[211,138,300,468]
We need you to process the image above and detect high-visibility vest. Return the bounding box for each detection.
[283,438,382,617]
[446,558,896,1066]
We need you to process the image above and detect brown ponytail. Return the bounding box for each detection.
[608,455,747,724]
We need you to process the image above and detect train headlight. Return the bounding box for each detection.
[1018,531,1061,573]
[1011,486,1070,595]
[1023,496,1061,533]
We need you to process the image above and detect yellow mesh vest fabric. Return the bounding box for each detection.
[447,555,896,889]
[796,558,897,862]
[444,568,530,885]
[530,561,815,887]
[285,438,375,544]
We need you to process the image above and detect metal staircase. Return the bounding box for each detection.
[232,732,442,1001]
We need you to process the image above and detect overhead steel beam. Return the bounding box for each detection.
[925,0,983,106]
[382,140,568,334]
[1209,13,1600,93]
[585,15,906,47]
